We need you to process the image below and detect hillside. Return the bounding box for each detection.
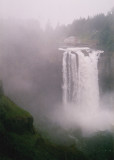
[0,93,113,160]
[0,93,87,160]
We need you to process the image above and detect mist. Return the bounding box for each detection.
[0,1,114,160]
[0,17,114,137]
[48,48,114,136]
[49,101,114,137]
[0,1,114,146]
[0,0,114,27]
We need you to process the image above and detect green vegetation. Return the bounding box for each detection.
[0,95,33,134]
[1,92,113,160]
[0,94,87,160]
[0,96,31,118]
[80,132,114,160]
[35,117,114,160]
[56,8,114,52]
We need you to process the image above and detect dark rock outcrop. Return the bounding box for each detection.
[98,51,114,93]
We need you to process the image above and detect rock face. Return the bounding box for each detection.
[63,36,81,46]
[98,51,114,108]
[98,51,114,93]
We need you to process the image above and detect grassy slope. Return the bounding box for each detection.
[0,95,87,160]
[0,95,113,160]
[0,96,31,118]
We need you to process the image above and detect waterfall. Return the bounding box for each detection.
[62,47,103,111]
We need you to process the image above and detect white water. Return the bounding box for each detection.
[62,47,103,112]
[51,47,114,134]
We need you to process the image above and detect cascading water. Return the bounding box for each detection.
[52,47,114,133]
[61,47,103,112]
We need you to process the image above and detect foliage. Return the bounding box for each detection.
[58,10,114,52]
[81,131,114,160]
[0,95,87,160]
[0,96,31,119]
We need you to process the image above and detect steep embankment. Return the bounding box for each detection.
[0,93,87,160]
[0,95,35,160]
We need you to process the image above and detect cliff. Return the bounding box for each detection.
[98,51,114,95]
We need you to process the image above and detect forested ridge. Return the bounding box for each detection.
[56,8,114,52]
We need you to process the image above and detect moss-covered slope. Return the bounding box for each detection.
[0,95,87,160]
[0,95,34,133]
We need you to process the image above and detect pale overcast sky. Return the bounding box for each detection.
[0,0,114,27]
